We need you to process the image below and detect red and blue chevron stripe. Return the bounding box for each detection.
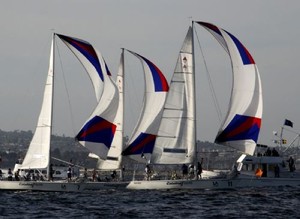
[215,114,261,143]
[224,30,255,65]
[76,116,116,149]
[196,22,255,65]
[56,34,104,81]
[132,52,168,92]
[104,59,112,76]
[144,57,169,92]
[122,133,156,156]
[197,21,222,36]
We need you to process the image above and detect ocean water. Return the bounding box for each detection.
[0,187,299,219]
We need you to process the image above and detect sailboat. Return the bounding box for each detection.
[1,32,126,191]
[55,36,169,188]
[54,34,131,190]
[126,21,300,190]
[0,34,90,192]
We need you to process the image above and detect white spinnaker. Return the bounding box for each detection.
[124,50,168,163]
[198,22,262,155]
[76,57,119,159]
[151,27,195,164]
[57,34,121,162]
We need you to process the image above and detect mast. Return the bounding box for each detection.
[279,125,284,147]
[47,33,55,180]
[119,48,125,179]
[192,21,197,164]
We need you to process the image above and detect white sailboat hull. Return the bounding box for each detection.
[84,181,128,190]
[126,176,300,190]
[0,180,86,192]
[0,180,129,191]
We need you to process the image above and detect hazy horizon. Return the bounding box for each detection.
[1,1,300,147]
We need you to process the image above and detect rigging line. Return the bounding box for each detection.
[282,126,300,135]
[194,28,222,123]
[55,41,77,136]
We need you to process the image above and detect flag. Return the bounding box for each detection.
[284,119,293,128]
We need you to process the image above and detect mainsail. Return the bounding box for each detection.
[19,34,55,170]
[122,50,169,163]
[196,21,263,155]
[151,27,196,164]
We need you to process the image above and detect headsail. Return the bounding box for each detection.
[96,50,125,170]
[151,27,196,164]
[19,35,55,170]
[196,21,263,155]
[122,50,169,163]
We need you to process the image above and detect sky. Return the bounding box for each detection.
[0,1,300,147]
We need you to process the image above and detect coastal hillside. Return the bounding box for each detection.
[0,129,299,171]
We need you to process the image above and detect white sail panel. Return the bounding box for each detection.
[122,50,169,163]
[97,51,125,170]
[197,22,262,155]
[76,60,119,159]
[151,27,196,164]
[20,36,54,169]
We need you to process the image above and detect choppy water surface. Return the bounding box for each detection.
[0,187,299,218]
